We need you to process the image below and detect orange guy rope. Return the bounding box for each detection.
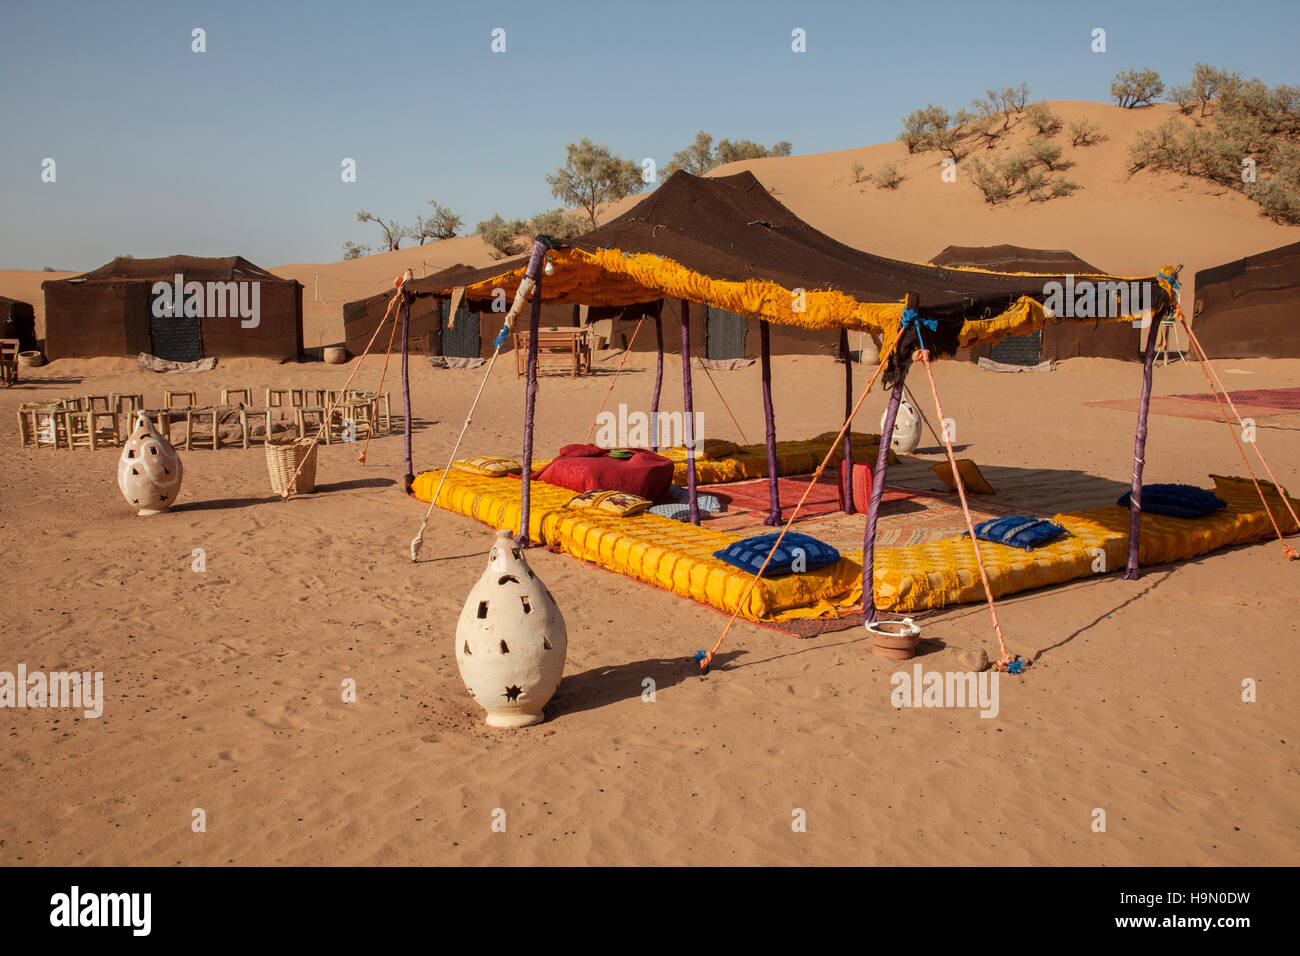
[915,348,1013,666]
[584,316,647,443]
[358,298,402,464]
[1176,309,1298,559]
[280,273,407,499]
[698,326,903,671]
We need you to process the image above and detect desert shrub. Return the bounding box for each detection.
[1245,180,1300,223]
[1111,68,1164,108]
[1050,178,1080,198]
[1027,136,1064,169]
[851,162,865,183]
[870,162,903,189]
[1024,102,1062,135]
[525,209,588,241]
[1070,117,1104,146]
[476,214,526,258]
[342,241,369,260]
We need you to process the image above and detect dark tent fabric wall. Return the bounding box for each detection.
[0,296,38,353]
[42,255,303,361]
[1193,240,1300,358]
[929,244,1141,363]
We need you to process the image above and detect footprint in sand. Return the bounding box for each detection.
[247,706,311,731]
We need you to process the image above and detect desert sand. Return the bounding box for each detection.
[1,347,1297,866]
[2,99,1297,866]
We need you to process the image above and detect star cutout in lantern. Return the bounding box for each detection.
[504,685,522,703]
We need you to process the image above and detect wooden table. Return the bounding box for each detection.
[514,328,592,378]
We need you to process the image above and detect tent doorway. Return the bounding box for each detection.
[439,299,479,358]
[148,289,203,362]
[988,329,1042,366]
[706,305,747,359]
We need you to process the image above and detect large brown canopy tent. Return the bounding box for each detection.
[1192,240,1300,358]
[42,255,303,361]
[387,170,1176,636]
[930,244,1141,363]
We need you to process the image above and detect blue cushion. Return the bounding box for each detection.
[1116,483,1227,519]
[713,531,840,576]
[964,516,1067,551]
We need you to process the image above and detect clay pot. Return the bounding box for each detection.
[454,529,568,727]
[17,350,43,369]
[117,413,183,515]
[867,617,922,661]
[885,397,922,454]
[323,346,347,365]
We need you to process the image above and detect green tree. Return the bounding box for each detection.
[1027,136,1064,170]
[663,131,793,177]
[1111,68,1164,108]
[413,201,462,243]
[546,138,642,228]
[342,241,370,260]
[355,210,408,251]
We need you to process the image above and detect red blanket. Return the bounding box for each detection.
[533,444,675,500]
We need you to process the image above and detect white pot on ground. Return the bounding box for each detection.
[117,412,184,515]
[455,529,568,727]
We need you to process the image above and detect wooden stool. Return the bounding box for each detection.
[373,392,392,434]
[84,395,111,411]
[238,408,270,448]
[337,400,374,442]
[60,396,84,411]
[165,389,197,408]
[184,406,222,451]
[17,404,63,447]
[66,409,95,449]
[221,387,252,406]
[295,406,329,443]
[88,407,120,446]
[266,388,304,409]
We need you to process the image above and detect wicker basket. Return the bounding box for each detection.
[266,438,318,495]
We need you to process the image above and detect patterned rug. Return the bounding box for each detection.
[1083,388,1300,430]
[1176,387,1300,410]
[700,474,920,531]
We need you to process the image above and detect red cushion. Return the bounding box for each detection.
[837,460,875,512]
[534,447,675,500]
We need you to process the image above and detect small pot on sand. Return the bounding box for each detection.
[866,617,922,660]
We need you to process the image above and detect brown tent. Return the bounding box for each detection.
[42,255,303,361]
[0,295,38,352]
[930,244,1141,363]
[1193,240,1300,358]
[348,176,1168,364]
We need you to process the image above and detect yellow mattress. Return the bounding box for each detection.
[662,431,895,485]
[414,467,1297,622]
[410,469,863,622]
[861,475,1300,613]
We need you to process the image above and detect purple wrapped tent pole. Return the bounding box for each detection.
[863,378,906,623]
[1123,315,1161,579]
[516,242,548,547]
[400,290,414,492]
[840,329,855,514]
[651,306,664,452]
[760,320,781,526]
[680,300,699,525]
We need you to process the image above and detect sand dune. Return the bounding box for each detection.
[5,102,1297,349]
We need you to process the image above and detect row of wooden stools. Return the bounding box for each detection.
[17,389,392,450]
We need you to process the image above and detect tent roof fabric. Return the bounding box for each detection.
[351,171,1172,367]
[1193,240,1300,358]
[929,244,1104,275]
[45,255,293,286]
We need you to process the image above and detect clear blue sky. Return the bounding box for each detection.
[3,0,1297,271]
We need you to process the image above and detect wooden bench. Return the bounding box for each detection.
[514,328,592,378]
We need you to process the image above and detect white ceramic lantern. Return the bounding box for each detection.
[454,529,568,727]
[117,412,184,515]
